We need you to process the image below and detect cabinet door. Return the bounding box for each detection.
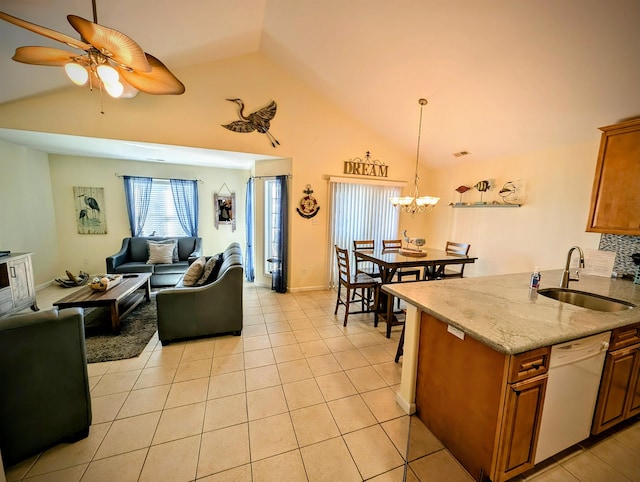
[624,347,640,418]
[586,119,640,235]
[497,374,547,481]
[592,348,637,434]
[9,256,34,311]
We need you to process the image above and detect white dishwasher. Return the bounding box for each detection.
[534,331,611,464]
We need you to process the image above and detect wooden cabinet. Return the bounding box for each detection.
[415,313,549,482]
[0,253,38,318]
[586,118,640,235]
[497,375,547,479]
[592,323,640,434]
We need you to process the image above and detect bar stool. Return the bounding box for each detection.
[353,240,380,279]
[442,241,471,278]
[334,245,379,327]
[382,239,421,282]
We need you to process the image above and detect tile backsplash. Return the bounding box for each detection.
[599,234,640,278]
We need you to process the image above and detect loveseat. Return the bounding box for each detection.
[106,236,203,287]
[156,243,243,345]
[0,307,92,466]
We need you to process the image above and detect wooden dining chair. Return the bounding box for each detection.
[352,240,380,279]
[334,245,379,327]
[382,239,421,282]
[442,241,471,278]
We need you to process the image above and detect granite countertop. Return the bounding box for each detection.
[383,269,640,355]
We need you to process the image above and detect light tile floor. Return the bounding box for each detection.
[4,283,640,481]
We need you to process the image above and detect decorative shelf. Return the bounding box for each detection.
[450,203,522,208]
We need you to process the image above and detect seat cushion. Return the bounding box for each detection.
[113,262,153,274]
[154,261,189,275]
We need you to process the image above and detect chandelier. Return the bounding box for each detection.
[389,98,440,213]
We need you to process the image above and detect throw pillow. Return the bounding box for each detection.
[147,242,175,265]
[196,255,220,286]
[150,239,179,262]
[183,256,206,286]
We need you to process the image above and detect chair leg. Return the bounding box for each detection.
[395,323,405,363]
[343,287,350,327]
[334,283,342,315]
[385,293,394,338]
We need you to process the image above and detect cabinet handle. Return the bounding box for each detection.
[9,266,16,278]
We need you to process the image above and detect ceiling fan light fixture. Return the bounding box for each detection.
[64,62,89,85]
[96,64,119,84]
[103,80,124,98]
[0,4,185,104]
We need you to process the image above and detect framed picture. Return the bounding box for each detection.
[74,186,107,234]
[214,192,236,232]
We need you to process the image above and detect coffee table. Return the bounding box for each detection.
[54,273,152,334]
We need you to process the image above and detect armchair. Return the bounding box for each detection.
[0,308,92,467]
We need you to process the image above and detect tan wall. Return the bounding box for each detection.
[0,52,607,288]
[0,53,415,290]
[0,139,59,286]
[48,155,251,278]
[425,139,603,278]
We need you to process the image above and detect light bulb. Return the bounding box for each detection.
[64,62,89,85]
[104,81,124,98]
[97,64,119,84]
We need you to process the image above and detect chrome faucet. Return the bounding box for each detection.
[560,246,585,288]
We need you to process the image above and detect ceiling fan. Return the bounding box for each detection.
[0,0,185,99]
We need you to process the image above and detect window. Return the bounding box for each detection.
[123,176,199,237]
[139,179,187,237]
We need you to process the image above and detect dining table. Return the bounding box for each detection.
[354,247,477,283]
[354,247,478,337]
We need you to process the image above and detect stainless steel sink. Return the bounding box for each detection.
[538,288,636,312]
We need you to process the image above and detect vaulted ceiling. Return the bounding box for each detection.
[1,0,639,167]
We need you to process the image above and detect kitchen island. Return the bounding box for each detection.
[383,270,640,481]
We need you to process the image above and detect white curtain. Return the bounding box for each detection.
[329,180,401,286]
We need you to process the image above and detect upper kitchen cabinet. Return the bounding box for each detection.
[586,118,640,235]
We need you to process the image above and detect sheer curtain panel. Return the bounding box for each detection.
[170,179,199,237]
[123,175,153,237]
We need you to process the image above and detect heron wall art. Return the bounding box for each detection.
[73,186,106,234]
[222,98,280,148]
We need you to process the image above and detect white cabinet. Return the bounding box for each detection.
[0,253,38,317]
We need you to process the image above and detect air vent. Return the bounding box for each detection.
[453,150,470,157]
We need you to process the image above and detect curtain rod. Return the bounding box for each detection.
[114,173,203,183]
[249,173,293,180]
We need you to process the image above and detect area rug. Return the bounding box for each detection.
[83,297,158,363]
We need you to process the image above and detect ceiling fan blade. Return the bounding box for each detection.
[67,15,151,73]
[0,11,90,51]
[118,53,185,95]
[12,46,81,67]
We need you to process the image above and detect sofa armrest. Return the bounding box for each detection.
[187,237,203,264]
[106,238,131,273]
